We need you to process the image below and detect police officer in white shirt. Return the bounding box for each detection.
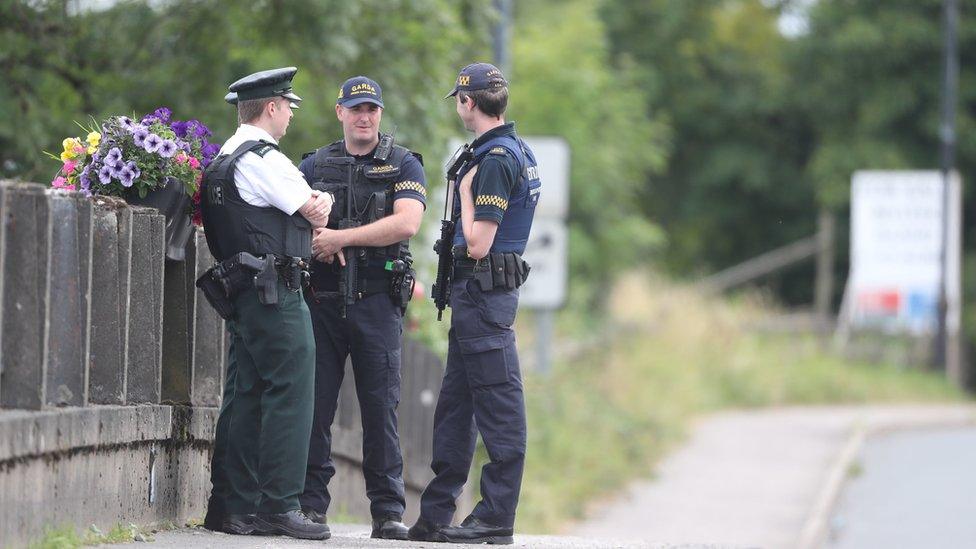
[200,67,333,541]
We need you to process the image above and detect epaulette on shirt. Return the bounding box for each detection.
[487,146,508,156]
[302,150,315,160]
[253,143,277,157]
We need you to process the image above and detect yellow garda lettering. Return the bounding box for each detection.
[368,164,395,174]
[486,70,501,77]
[458,75,471,86]
[337,88,344,99]
[350,83,377,95]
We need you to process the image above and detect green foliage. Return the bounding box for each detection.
[29,522,145,548]
[509,0,668,307]
[601,0,816,281]
[0,0,493,187]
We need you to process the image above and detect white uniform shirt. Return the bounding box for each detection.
[218,124,311,215]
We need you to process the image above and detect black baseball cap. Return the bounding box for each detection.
[227,67,302,108]
[337,76,384,108]
[445,62,508,99]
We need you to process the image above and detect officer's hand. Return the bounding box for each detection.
[312,227,345,260]
[299,194,330,228]
[335,250,346,266]
[313,191,334,215]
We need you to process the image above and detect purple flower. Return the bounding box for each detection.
[104,147,123,167]
[80,165,91,189]
[171,120,189,138]
[153,107,172,124]
[98,165,113,185]
[118,167,136,188]
[118,116,136,131]
[125,160,141,179]
[144,133,163,153]
[201,142,220,160]
[133,127,149,147]
[189,120,212,139]
[91,151,102,163]
[158,139,178,158]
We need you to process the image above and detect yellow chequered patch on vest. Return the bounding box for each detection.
[394,181,426,197]
[475,194,508,210]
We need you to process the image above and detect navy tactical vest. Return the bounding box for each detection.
[306,140,422,286]
[200,140,312,262]
[452,132,541,254]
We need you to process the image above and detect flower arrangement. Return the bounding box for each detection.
[49,107,219,225]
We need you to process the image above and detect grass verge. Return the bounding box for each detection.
[514,272,965,533]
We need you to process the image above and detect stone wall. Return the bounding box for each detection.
[0,181,461,548]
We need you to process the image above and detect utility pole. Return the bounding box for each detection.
[492,0,512,76]
[935,0,960,380]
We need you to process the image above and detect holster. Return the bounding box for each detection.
[195,267,236,320]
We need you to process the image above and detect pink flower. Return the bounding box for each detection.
[52,176,67,189]
[65,183,76,191]
[175,152,189,164]
[188,157,201,169]
[63,160,77,174]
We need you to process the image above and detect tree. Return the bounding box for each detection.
[509,0,668,309]
[599,0,822,305]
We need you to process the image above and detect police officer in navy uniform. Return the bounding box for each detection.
[199,67,333,540]
[297,76,427,540]
[410,63,540,545]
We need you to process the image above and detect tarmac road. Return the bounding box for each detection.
[825,426,976,549]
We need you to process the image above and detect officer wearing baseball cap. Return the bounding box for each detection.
[200,66,332,541]
[297,75,427,541]
[410,62,540,545]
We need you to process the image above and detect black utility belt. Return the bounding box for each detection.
[195,252,310,319]
[310,260,417,312]
[311,276,392,299]
[453,252,530,291]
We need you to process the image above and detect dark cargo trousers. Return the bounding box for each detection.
[301,292,406,518]
[209,283,316,515]
[419,278,527,528]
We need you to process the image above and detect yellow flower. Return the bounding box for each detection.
[87,145,97,155]
[60,150,76,161]
[62,137,76,151]
[86,132,100,147]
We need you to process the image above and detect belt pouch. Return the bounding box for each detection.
[195,267,235,320]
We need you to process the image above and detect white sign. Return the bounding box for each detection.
[519,219,568,309]
[522,137,570,219]
[846,170,961,334]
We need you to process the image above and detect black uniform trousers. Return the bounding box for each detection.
[300,291,406,518]
[419,278,527,528]
[209,282,316,515]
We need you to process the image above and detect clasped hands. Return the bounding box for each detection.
[312,227,347,265]
[304,190,334,228]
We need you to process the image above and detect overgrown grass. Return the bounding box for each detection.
[29,523,145,549]
[514,272,965,533]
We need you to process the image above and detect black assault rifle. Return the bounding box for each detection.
[331,156,359,318]
[431,143,472,320]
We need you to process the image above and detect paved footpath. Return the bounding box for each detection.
[111,522,727,548]
[573,404,976,549]
[114,405,973,549]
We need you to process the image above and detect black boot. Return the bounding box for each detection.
[252,510,331,540]
[220,514,257,536]
[408,517,449,542]
[442,516,513,545]
[371,514,409,540]
[301,506,329,526]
